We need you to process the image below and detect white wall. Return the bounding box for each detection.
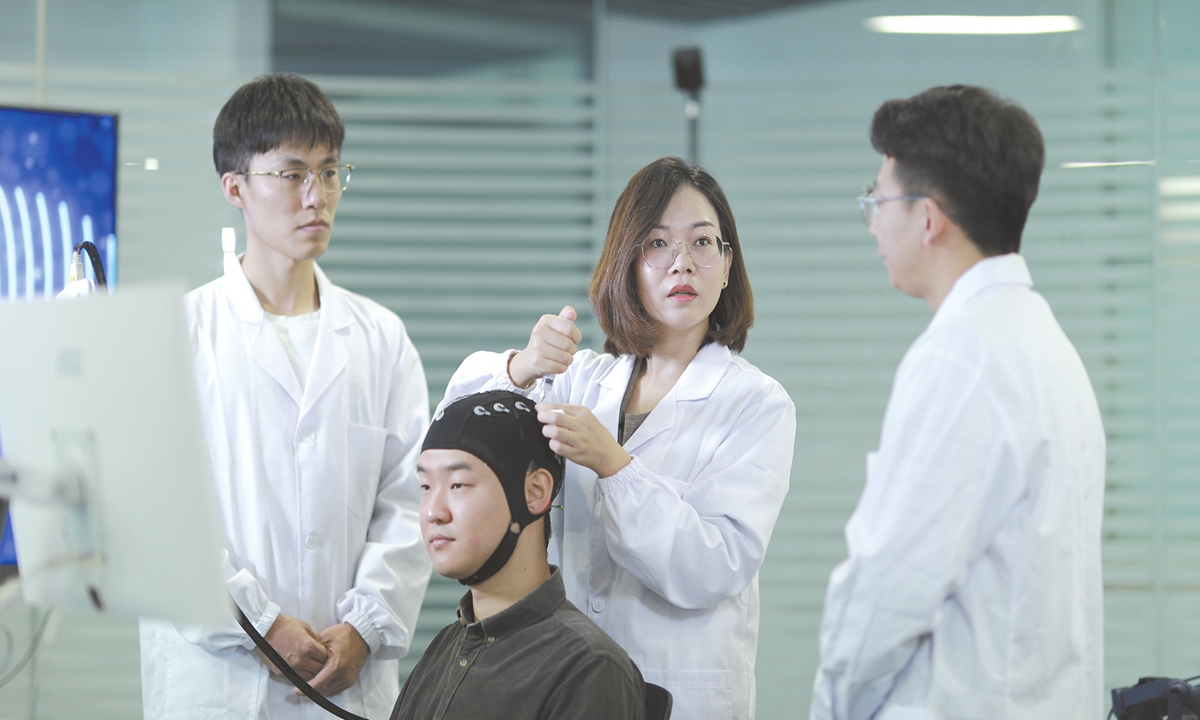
[0,0,269,75]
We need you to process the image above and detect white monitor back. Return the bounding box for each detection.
[0,283,227,625]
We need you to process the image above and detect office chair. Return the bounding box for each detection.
[645,682,673,720]
[1112,677,1200,720]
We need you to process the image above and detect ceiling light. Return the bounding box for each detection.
[865,15,1082,35]
[1060,160,1154,169]
[1160,176,1200,196]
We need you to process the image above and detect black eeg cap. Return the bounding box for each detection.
[422,390,564,585]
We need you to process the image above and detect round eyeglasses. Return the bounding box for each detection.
[856,186,960,227]
[238,165,354,196]
[641,236,729,269]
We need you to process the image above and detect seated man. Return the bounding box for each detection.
[391,390,646,720]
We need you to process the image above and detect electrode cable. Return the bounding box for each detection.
[235,607,369,720]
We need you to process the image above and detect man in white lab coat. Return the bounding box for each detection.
[811,85,1106,720]
[140,74,432,719]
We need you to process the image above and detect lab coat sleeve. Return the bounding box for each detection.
[336,332,432,659]
[596,383,795,610]
[173,549,280,652]
[441,349,530,403]
[810,340,1024,720]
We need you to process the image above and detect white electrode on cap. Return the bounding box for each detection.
[222,227,238,275]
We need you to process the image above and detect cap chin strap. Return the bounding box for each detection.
[460,463,550,586]
[459,521,522,586]
[459,508,548,586]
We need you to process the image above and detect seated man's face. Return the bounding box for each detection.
[417,448,511,580]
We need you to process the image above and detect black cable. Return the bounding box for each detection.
[235,608,369,720]
[74,241,107,288]
[0,607,51,690]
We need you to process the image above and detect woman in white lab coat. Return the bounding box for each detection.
[443,156,795,720]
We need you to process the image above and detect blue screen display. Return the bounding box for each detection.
[0,105,118,300]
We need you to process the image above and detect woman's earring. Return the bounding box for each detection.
[721,280,728,288]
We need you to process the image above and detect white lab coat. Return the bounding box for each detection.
[140,261,432,720]
[811,254,1106,720]
[445,341,796,720]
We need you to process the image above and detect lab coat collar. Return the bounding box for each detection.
[301,265,351,418]
[219,257,352,331]
[219,258,350,410]
[932,252,1033,327]
[618,341,732,453]
[597,341,730,399]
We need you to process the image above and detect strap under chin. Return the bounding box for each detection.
[459,523,522,586]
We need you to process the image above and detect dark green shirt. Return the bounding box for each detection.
[390,568,646,720]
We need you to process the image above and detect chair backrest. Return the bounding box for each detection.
[644,682,673,720]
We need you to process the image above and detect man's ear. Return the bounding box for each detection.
[221,172,247,209]
[920,196,951,249]
[525,467,554,516]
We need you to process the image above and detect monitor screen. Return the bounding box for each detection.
[0,105,118,300]
[0,284,227,625]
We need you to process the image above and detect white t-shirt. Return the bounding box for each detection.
[265,310,320,389]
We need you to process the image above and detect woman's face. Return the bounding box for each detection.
[637,185,732,343]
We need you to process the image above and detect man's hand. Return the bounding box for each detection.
[294,623,370,698]
[257,613,329,680]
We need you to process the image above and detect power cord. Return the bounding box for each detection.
[73,241,107,288]
[0,624,12,671]
[0,607,51,690]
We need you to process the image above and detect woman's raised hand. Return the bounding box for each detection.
[508,306,582,389]
[537,403,632,479]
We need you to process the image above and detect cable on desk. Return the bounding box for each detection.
[0,608,50,690]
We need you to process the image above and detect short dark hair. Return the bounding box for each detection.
[870,85,1044,255]
[590,156,753,357]
[212,73,345,175]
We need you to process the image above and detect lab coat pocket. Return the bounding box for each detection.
[346,423,387,520]
[642,668,734,720]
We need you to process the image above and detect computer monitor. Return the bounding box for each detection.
[0,104,119,301]
[0,283,227,626]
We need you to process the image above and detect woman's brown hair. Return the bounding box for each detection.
[589,156,753,357]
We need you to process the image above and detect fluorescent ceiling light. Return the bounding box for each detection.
[1160,176,1200,196]
[1060,160,1154,169]
[865,15,1082,35]
[1160,202,1200,222]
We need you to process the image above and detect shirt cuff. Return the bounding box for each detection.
[596,454,642,492]
[242,601,281,651]
[496,349,533,394]
[342,609,383,654]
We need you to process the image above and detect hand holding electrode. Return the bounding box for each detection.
[537,402,632,479]
[509,306,581,389]
[293,622,370,698]
[259,613,329,680]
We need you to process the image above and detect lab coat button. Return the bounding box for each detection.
[591,597,606,613]
[301,431,316,444]
[305,533,319,549]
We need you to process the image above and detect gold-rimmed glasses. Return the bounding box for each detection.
[641,235,729,268]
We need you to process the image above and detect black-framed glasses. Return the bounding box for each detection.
[856,185,960,227]
[641,236,730,268]
[238,165,354,196]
